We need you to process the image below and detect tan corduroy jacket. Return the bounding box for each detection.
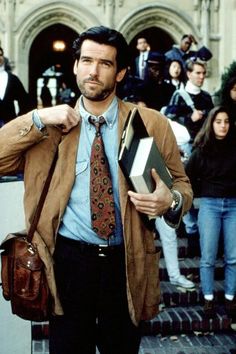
[0,99,193,326]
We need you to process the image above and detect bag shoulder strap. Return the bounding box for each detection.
[27,149,58,243]
[177,88,195,111]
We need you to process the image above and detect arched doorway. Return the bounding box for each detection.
[129,26,174,65]
[29,24,79,106]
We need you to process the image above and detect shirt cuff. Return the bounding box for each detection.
[163,190,183,228]
[32,109,45,131]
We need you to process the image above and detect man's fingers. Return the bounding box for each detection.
[151,168,160,182]
[38,104,80,131]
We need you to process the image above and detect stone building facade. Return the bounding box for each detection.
[0,0,235,99]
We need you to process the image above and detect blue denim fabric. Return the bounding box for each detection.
[198,197,236,296]
[183,205,199,234]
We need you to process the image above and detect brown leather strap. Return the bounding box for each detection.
[27,150,58,243]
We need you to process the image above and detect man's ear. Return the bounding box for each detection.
[73,60,78,75]
[116,68,127,83]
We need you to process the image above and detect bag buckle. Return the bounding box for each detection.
[26,242,36,255]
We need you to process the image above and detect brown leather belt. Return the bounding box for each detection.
[57,234,124,257]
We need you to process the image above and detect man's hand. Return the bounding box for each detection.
[127,169,173,217]
[188,34,198,45]
[38,104,80,133]
[191,109,204,122]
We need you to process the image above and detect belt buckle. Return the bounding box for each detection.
[98,244,108,257]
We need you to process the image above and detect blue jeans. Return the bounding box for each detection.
[155,217,180,279]
[198,197,236,297]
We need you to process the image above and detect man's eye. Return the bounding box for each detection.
[101,62,110,67]
[82,58,91,63]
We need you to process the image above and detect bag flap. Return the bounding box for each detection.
[0,230,27,250]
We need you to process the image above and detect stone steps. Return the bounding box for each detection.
[161,280,225,307]
[32,232,236,353]
[139,233,236,338]
[141,305,232,335]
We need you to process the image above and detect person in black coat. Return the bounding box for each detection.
[220,76,236,128]
[140,52,175,111]
[0,47,32,126]
[134,37,153,81]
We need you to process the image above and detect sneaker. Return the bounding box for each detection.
[169,275,195,289]
[225,298,236,318]
[203,299,215,318]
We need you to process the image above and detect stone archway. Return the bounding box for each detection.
[128,26,174,67]
[29,24,79,106]
[119,4,200,43]
[13,2,100,90]
[118,3,201,60]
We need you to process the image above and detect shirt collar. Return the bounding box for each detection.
[79,95,118,129]
[185,80,201,95]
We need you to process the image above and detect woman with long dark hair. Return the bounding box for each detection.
[165,59,187,90]
[185,106,236,318]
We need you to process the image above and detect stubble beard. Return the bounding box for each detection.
[78,79,115,102]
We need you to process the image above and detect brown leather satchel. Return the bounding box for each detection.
[0,151,58,321]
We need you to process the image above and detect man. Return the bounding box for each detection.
[134,37,151,80]
[141,51,175,111]
[165,58,213,257]
[0,26,192,354]
[165,34,212,68]
[0,46,32,126]
[165,58,213,145]
[40,78,53,107]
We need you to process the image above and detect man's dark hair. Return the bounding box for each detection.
[72,26,130,72]
[0,47,4,55]
[181,34,190,41]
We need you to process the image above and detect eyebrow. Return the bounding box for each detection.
[80,55,114,66]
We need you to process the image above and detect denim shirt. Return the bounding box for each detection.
[59,96,124,245]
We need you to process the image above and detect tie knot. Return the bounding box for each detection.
[89,116,105,135]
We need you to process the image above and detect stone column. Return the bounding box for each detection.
[4,0,15,60]
[201,0,211,47]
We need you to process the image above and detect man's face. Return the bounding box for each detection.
[73,39,126,102]
[136,38,148,53]
[0,50,4,66]
[187,64,206,87]
[180,37,192,52]
[148,63,163,80]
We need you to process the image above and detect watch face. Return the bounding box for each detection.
[171,191,180,210]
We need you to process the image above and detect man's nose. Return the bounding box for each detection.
[89,63,99,77]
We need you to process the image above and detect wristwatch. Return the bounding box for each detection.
[170,190,180,211]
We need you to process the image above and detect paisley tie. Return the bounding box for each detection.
[89,116,116,240]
